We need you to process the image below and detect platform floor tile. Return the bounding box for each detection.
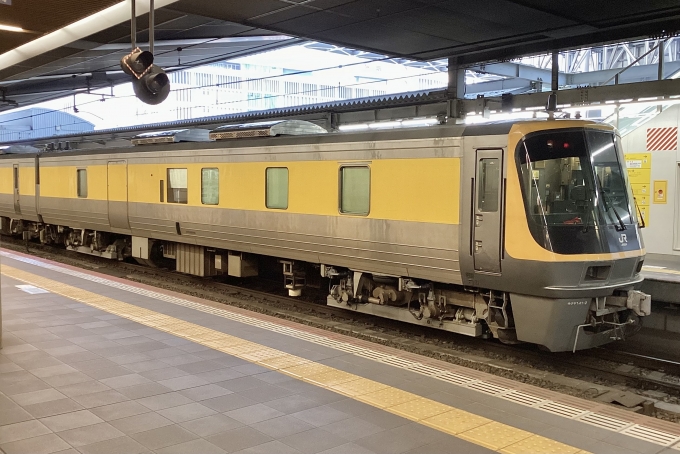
[0,251,674,453]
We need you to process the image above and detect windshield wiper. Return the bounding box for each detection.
[581,189,594,233]
[596,176,626,231]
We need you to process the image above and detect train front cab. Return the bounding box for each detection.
[463,120,650,352]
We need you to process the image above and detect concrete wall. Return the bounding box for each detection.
[621,105,680,256]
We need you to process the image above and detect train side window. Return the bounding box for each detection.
[201,168,219,205]
[340,166,370,215]
[160,180,165,203]
[167,168,188,204]
[77,169,88,198]
[266,167,288,209]
[13,166,18,190]
[477,158,499,212]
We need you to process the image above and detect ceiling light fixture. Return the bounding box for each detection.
[0,24,25,33]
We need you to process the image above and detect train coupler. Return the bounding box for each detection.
[626,290,651,317]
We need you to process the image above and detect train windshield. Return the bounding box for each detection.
[517,129,636,254]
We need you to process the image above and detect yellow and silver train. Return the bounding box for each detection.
[0,119,651,352]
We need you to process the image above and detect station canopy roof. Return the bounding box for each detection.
[1,0,679,111]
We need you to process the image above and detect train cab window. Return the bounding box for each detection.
[477,159,499,212]
[266,167,288,209]
[167,168,188,204]
[77,169,88,198]
[517,129,634,254]
[201,168,219,205]
[340,166,370,215]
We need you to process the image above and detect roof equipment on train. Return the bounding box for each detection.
[131,129,211,146]
[209,120,327,141]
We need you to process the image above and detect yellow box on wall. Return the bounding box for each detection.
[624,153,652,169]
[626,168,651,184]
[638,206,650,227]
[631,183,650,196]
[653,180,668,204]
[633,195,649,206]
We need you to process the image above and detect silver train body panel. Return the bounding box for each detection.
[2,129,470,285]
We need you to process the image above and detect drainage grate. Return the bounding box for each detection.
[621,425,680,446]
[578,412,633,431]
[538,401,587,419]
[501,390,547,407]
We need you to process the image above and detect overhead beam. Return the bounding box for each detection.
[336,79,680,124]
[0,0,180,72]
[5,79,680,146]
[569,61,680,86]
[468,61,567,86]
[470,78,680,112]
[465,78,534,95]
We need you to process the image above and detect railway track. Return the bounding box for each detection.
[4,236,680,417]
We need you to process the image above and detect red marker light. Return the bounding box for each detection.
[563,142,570,149]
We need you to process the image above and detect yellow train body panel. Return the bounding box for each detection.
[106,162,128,203]
[124,158,460,225]
[18,167,35,196]
[40,165,108,200]
[0,167,12,195]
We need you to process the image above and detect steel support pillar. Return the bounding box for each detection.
[130,0,136,50]
[447,57,466,121]
[149,0,154,54]
[658,40,665,113]
[659,40,665,80]
[551,50,559,91]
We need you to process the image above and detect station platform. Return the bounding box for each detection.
[1,250,680,454]
[641,254,680,306]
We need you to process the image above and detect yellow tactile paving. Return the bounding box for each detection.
[305,369,358,387]
[422,409,493,434]
[258,355,311,370]
[332,377,390,397]
[240,348,290,362]
[499,435,582,454]
[282,361,334,378]
[389,397,451,421]
[358,386,419,408]
[458,421,534,451]
[642,266,680,275]
[0,264,592,454]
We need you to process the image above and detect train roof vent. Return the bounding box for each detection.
[210,120,327,141]
[132,129,211,146]
[0,145,41,154]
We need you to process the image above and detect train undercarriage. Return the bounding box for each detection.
[1,217,650,352]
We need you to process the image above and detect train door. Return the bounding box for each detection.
[13,164,20,215]
[107,160,130,230]
[473,149,503,274]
